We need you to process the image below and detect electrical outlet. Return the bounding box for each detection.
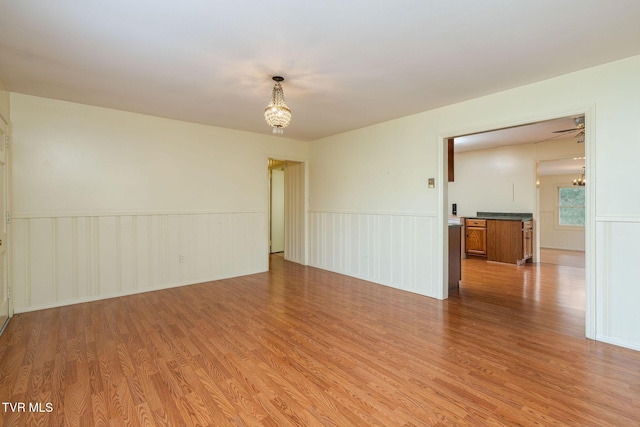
[428,178,435,188]
[179,255,186,263]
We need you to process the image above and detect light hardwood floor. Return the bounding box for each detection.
[1,255,639,426]
[539,248,586,268]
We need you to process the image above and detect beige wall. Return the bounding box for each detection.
[538,174,585,251]
[448,143,536,218]
[10,94,308,312]
[12,94,307,215]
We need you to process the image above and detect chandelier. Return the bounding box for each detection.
[573,167,586,186]
[264,76,291,135]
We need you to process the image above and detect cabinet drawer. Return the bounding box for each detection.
[522,220,533,230]
[466,219,487,227]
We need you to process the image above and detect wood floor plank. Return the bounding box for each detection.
[2,255,640,425]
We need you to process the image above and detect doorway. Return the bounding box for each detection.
[267,158,306,265]
[537,156,586,268]
[0,115,10,336]
[443,113,591,332]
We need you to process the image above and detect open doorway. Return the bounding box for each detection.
[444,113,589,326]
[537,156,586,268]
[267,158,306,266]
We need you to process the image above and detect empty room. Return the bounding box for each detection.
[1,1,640,425]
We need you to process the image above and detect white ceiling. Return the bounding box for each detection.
[1,1,639,141]
[453,116,582,152]
[538,157,585,177]
[454,116,586,175]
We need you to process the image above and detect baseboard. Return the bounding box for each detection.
[13,268,266,314]
[595,334,640,352]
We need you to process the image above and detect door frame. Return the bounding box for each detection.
[438,106,596,339]
[269,167,285,253]
[264,154,308,267]
[0,114,11,336]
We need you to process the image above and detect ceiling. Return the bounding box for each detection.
[538,157,585,177]
[454,116,586,176]
[1,1,639,141]
[453,116,582,152]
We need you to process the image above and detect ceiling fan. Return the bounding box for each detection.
[553,116,585,143]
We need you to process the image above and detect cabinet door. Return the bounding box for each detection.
[487,219,522,264]
[466,227,487,256]
[523,228,533,260]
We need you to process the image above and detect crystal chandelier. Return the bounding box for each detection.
[573,167,586,186]
[264,76,291,135]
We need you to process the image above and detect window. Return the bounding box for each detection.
[558,186,585,227]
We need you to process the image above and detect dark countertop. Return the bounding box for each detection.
[469,212,533,221]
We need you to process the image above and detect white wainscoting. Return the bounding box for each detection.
[11,212,267,312]
[595,217,640,351]
[309,211,438,298]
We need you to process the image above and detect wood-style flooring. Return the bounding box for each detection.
[539,247,586,268]
[1,255,639,426]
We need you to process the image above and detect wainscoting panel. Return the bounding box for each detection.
[11,212,267,312]
[309,211,438,298]
[595,218,640,350]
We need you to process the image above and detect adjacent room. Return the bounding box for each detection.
[1,1,640,425]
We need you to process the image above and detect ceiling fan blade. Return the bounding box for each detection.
[552,128,578,133]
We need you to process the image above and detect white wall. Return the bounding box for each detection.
[309,54,640,350]
[449,137,583,219]
[539,174,585,251]
[11,94,308,312]
[449,144,536,218]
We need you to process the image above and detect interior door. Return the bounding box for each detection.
[0,117,9,335]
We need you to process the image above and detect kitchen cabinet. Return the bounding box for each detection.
[487,219,533,265]
[465,219,487,257]
[466,216,534,265]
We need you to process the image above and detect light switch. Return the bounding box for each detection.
[428,178,435,188]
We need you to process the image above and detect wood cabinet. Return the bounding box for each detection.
[466,217,534,265]
[486,219,533,265]
[465,219,487,257]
